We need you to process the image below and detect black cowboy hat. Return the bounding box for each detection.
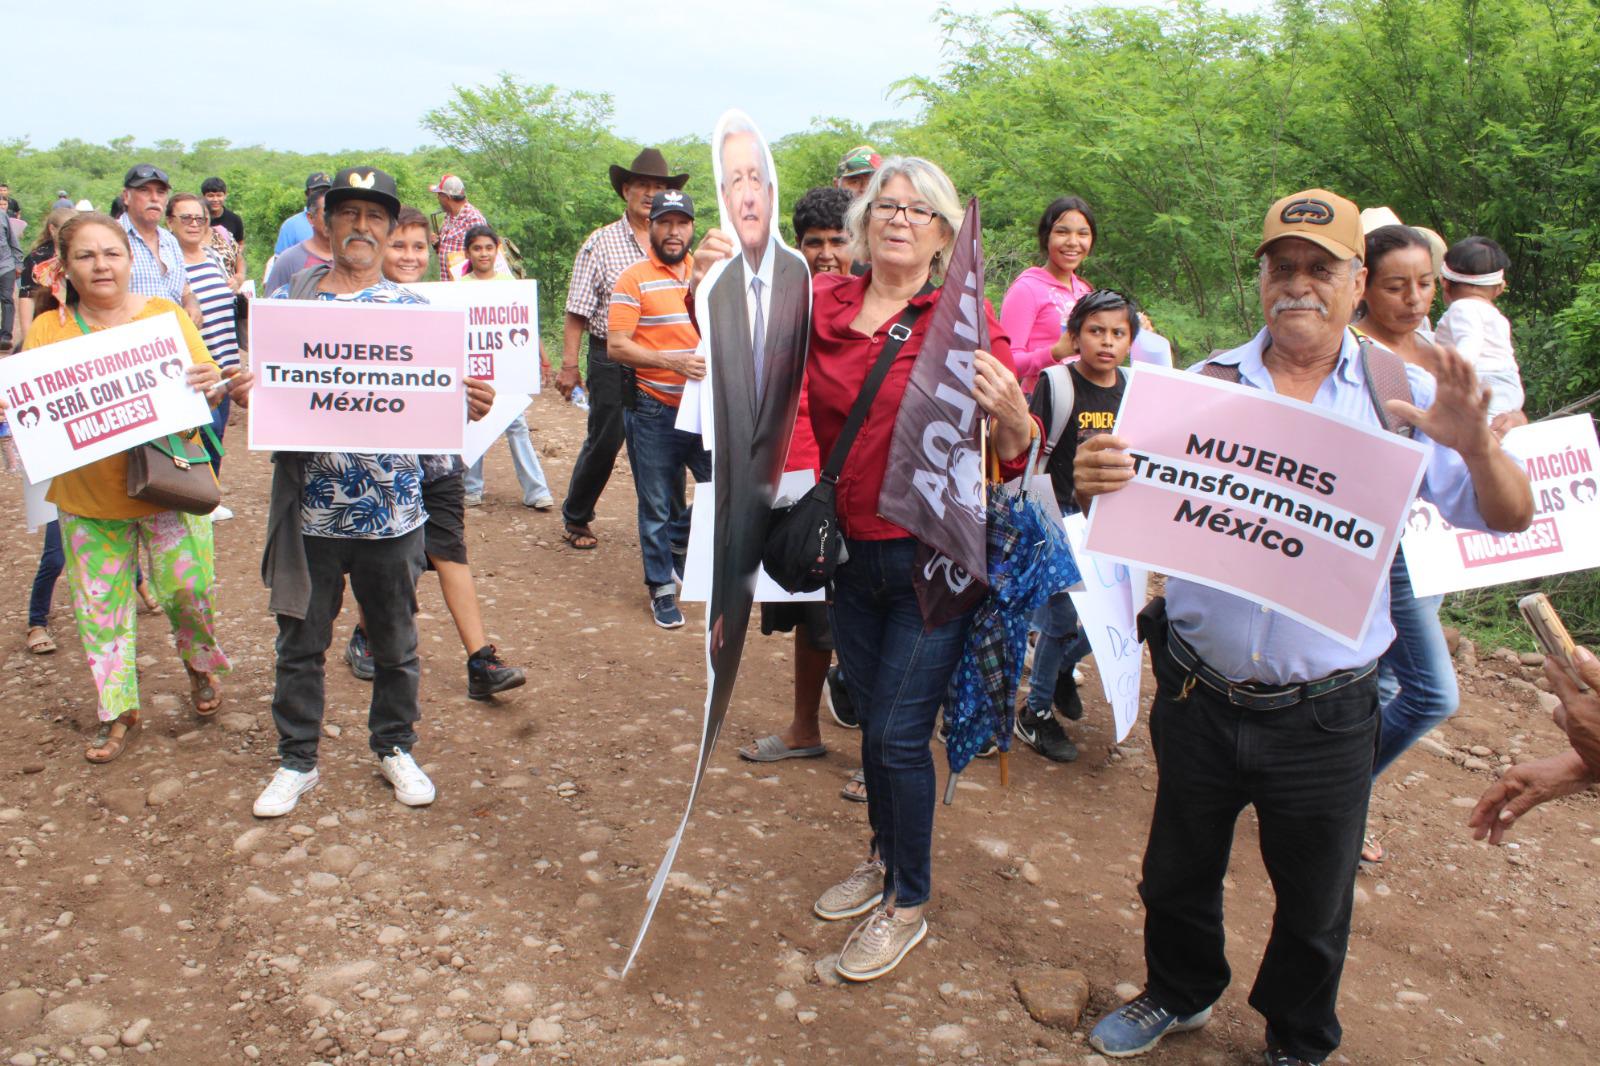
[608,148,689,199]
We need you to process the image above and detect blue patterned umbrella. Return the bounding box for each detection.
[942,474,1079,802]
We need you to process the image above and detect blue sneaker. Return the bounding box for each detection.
[1088,993,1212,1057]
[651,590,685,629]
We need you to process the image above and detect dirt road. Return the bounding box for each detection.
[1,394,1595,1065]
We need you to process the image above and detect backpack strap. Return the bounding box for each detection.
[1037,364,1076,462]
[287,263,332,301]
[1355,334,1416,438]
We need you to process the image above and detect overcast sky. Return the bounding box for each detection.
[10,0,1043,153]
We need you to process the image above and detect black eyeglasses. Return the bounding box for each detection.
[868,200,939,227]
[170,213,209,225]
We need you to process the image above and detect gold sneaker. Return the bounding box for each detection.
[835,906,928,982]
[813,858,885,921]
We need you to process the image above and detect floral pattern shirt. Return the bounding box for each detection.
[268,279,429,539]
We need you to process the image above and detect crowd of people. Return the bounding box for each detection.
[0,136,1589,1065]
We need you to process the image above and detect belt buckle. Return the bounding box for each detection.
[1226,682,1259,708]
[1228,681,1293,710]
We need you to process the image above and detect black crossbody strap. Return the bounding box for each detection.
[819,302,927,484]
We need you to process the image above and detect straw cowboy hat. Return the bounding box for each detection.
[609,148,689,198]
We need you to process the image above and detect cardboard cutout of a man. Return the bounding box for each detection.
[702,115,811,751]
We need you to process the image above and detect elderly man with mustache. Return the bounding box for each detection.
[1076,189,1532,1066]
[254,167,494,820]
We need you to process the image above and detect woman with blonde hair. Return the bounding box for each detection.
[693,156,1036,981]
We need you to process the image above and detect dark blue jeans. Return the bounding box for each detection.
[29,520,64,627]
[1138,620,1379,1062]
[1026,590,1089,718]
[622,391,709,590]
[829,537,975,909]
[204,394,230,475]
[1373,552,1458,776]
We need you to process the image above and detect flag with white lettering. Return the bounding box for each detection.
[878,199,990,626]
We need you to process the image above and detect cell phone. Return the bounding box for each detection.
[1518,593,1591,692]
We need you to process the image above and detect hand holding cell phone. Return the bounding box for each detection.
[1519,594,1590,692]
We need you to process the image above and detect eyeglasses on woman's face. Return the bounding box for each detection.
[868,199,939,227]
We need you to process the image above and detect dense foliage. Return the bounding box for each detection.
[2,0,1595,639]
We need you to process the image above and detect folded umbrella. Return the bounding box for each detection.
[943,435,1079,802]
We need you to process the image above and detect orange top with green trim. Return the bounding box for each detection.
[607,250,697,406]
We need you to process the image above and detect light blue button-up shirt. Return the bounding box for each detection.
[1167,326,1508,684]
[119,212,187,304]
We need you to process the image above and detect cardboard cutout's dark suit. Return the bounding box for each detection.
[702,244,812,750]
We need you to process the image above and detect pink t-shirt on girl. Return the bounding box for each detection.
[999,265,1093,392]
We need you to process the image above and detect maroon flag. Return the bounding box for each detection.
[878,199,990,626]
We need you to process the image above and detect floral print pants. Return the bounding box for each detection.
[59,509,230,722]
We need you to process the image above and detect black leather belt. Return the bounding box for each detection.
[1165,627,1376,712]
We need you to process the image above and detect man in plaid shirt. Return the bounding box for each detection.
[118,163,202,326]
[431,174,489,281]
[556,147,689,550]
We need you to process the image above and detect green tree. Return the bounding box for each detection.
[422,76,635,336]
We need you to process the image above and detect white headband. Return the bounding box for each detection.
[1441,265,1503,286]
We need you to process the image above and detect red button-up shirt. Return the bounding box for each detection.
[805,270,1027,541]
[784,379,822,474]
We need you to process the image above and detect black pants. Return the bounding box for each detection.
[270,529,426,771]
[560,341,626,528]
[0,268,15,341]
[1139,621,1379,1063]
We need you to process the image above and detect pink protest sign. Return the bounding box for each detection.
[1082,366,1429,648]
[0,311,212,483]
[248,300,467,454]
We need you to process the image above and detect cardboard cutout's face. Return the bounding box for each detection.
[719,131,772,262]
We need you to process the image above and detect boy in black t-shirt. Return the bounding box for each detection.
[1017,289,1140,762]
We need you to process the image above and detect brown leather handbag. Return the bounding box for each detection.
[126,429,222,515]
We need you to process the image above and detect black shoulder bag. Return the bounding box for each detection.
[762,302,926,593]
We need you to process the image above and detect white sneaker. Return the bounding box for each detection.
[210,503,234,522]
[379,748,436,806]
[253,766,318,818]
[1072,666,1084,684]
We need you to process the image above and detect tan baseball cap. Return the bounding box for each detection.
[1256,188,1363,261]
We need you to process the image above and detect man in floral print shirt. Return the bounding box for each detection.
[253,167,491,820]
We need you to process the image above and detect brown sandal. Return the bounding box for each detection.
[86,710,143,764]
[26,625,57,654]
[186,665,222,717]
[562,522,598,550]
[136,579,160,613]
